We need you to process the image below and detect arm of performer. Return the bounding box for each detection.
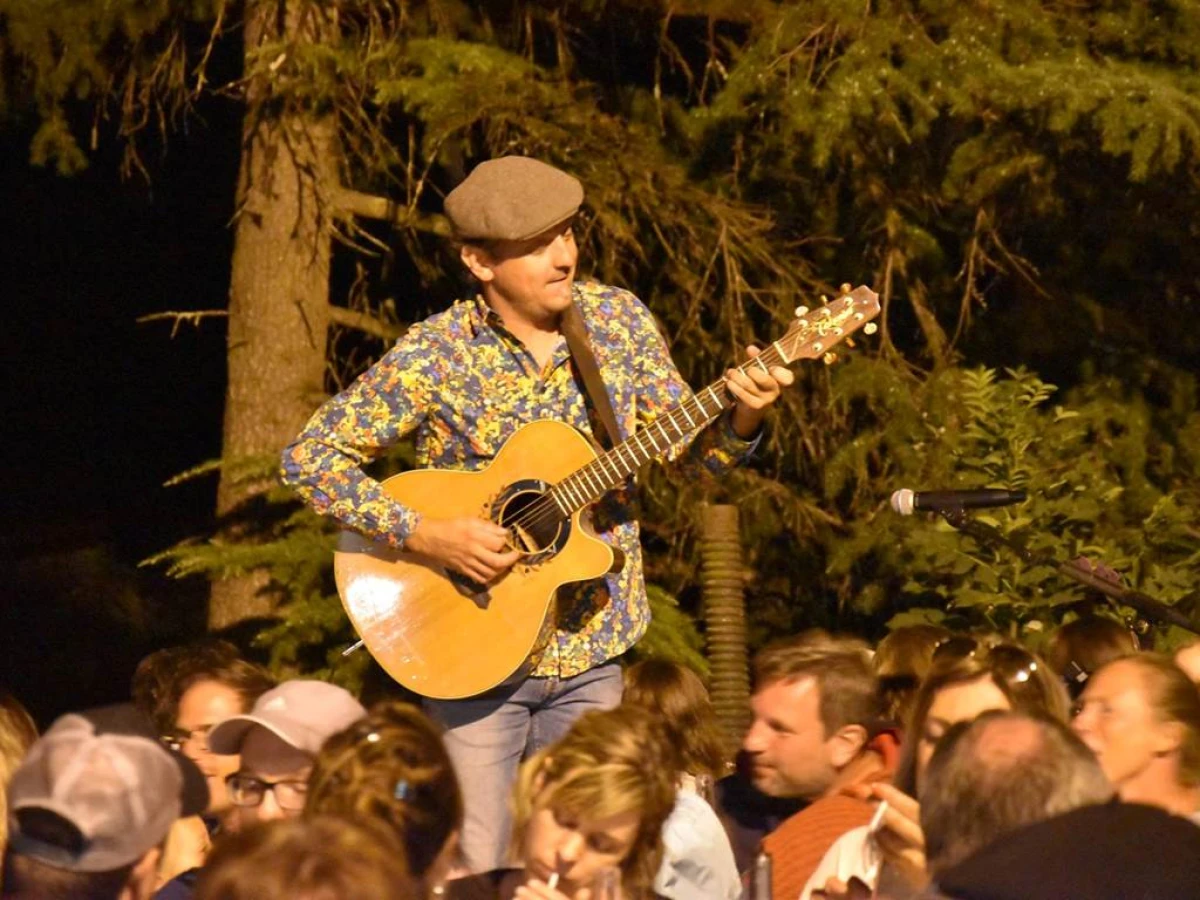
[280,329,519,583]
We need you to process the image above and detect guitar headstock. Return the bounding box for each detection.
[778,284,881,365]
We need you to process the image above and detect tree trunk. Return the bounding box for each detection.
[701,504,752,756]
[209,1,338,630]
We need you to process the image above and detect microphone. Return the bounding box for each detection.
[890,488,1027,516]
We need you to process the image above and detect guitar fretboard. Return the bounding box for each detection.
[547,344,789,516]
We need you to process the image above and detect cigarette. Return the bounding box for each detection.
[547,873,560,891]
[868,799,889,834]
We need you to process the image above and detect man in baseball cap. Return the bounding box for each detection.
[281,155,793,872]
[3,704,208,900]
[205,680,365,829]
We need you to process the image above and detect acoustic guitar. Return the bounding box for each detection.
[335,285,881,699]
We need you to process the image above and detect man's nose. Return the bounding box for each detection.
[742,720,768,753]
[256,788,288,822]
[550,233,576,268]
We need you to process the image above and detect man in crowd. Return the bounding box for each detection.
[3,705,208,900]
[920,711,1112,879]
[131,641,276,889]
[153,679,365,899]
[723,630,893,897]
[281,155,793,871]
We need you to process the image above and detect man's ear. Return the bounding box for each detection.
[1153,720,1185,758]
[827,724,869,770]
[460,243,496,283]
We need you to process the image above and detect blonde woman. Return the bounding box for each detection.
[448,705,678,900]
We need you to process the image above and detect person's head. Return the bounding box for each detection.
[445,157,583,327]
[919,711,1112,876]
[132,642,275,814]
[893,641,1070,795]
[305,701,462,891]
[874,624,952,725]
[1044,615,1138,699]
[0,692,38,870]
[512,706,677,899]
[3,705,208,900]
[1071,654,1200,802]
[1173,639,1200,685]
[742,630,878,800]
[193,814,415,900]
[207,681,365,828]
[622,659,727,777]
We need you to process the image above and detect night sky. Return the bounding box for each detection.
[2,109,243,722]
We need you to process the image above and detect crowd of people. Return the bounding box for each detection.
[5,621,1200,899]
[9,157,1198,899]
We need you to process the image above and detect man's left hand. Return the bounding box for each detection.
[727,345,795,439]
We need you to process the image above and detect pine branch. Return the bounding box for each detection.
[327,305,405,341]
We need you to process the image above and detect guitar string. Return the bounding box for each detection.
[498,339,800,548]
[502,385,729,547]
[497,300,863,547]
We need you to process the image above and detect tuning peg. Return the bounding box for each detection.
[794,305,809,317]
[845,338,856,348]
[823,352,838,365]
[840,282,852,295]
[864,323,878,335]
[820,295,829,304]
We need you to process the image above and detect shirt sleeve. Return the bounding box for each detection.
[621,290,761,475]
[279,327,437,548]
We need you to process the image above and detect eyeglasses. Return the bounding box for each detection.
[225,773,309,811]
[932,637,1044,688]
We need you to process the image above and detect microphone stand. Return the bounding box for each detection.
[935,506,1200,636]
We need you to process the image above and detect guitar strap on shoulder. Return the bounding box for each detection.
[561,302,621,450]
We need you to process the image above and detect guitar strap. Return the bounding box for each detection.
[561,302,621,451]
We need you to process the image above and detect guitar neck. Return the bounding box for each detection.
[548,343,789,515]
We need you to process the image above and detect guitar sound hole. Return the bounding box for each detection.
[492,479,568,565]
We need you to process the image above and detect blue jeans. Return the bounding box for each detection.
[423,662,624,873]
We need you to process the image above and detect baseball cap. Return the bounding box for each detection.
[207,680,366,757]
[7,704,209,872]
[444,156,584,242]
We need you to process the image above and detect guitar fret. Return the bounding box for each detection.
[705,385,725,416]
[647,426,665,453]
[550,487,569,516]
[632,430,649,464]
[680,402,697,429]
[562,478,582,510]
[597,453,617,484]
[580,466,601,497]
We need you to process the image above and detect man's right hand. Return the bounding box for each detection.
[404,516,522,584]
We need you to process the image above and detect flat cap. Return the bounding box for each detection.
[444,156,584,242]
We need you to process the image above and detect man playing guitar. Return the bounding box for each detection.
[281,156,793,874]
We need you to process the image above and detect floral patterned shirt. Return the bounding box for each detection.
[281,281,757,678]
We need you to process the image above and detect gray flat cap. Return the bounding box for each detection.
[444,156,584,242]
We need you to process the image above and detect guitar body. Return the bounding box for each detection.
[334,419,617,700]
